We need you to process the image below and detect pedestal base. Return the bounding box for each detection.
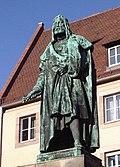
[19,148,103,167]
[37,146,83,163]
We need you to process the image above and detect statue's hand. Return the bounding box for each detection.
[22,92,34,103]
[22,91,39,103]
[58,65,68,75]
[22,95,31,103]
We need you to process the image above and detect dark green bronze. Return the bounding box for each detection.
[37,146,84,163]
[23,15,99,154]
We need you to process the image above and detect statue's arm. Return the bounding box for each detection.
[23,70,44,102]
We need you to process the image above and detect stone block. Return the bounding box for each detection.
[20,150,103,167]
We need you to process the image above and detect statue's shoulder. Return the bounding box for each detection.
[70,34,92,49]
[69,34,85,41]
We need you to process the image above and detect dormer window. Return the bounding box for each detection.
[108,45,120,67]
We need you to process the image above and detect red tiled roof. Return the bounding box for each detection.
[0,7,120,105]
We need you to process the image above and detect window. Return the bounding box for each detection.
[107,154,120,167]
[108,45,120,67]
[20,115,36,142]
[105,94,120,122]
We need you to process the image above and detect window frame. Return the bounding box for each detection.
[104,93,120,123]
[20,114,36,143]
[108,45,120,67]
[106,153,120,167]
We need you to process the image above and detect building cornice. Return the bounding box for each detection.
[97,74,120,85]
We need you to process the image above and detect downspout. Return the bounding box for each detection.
[0,107,3,167]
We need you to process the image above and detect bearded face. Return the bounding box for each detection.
[52,15,72,42]
[53,16,66,35]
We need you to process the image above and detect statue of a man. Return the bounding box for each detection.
[23,15,99,153]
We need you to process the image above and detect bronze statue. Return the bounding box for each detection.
[23,15,99,153]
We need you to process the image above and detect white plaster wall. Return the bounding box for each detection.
[1,101,41,167]
[94,79,120,166]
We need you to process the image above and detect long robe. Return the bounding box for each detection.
[32,34,99,152]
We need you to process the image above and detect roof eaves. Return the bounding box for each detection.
[70,6,120,25]
[0,22,44,98]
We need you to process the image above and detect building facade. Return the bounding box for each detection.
[0,7,120,167]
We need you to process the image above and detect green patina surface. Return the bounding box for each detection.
[23,15,99,156]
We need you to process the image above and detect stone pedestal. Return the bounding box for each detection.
[37,146,83,163]
[19,148,103,167]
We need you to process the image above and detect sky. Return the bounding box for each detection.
[0,0,120,92]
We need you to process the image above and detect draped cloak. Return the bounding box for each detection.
[31,33,99,152]
[29,16,99,152]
